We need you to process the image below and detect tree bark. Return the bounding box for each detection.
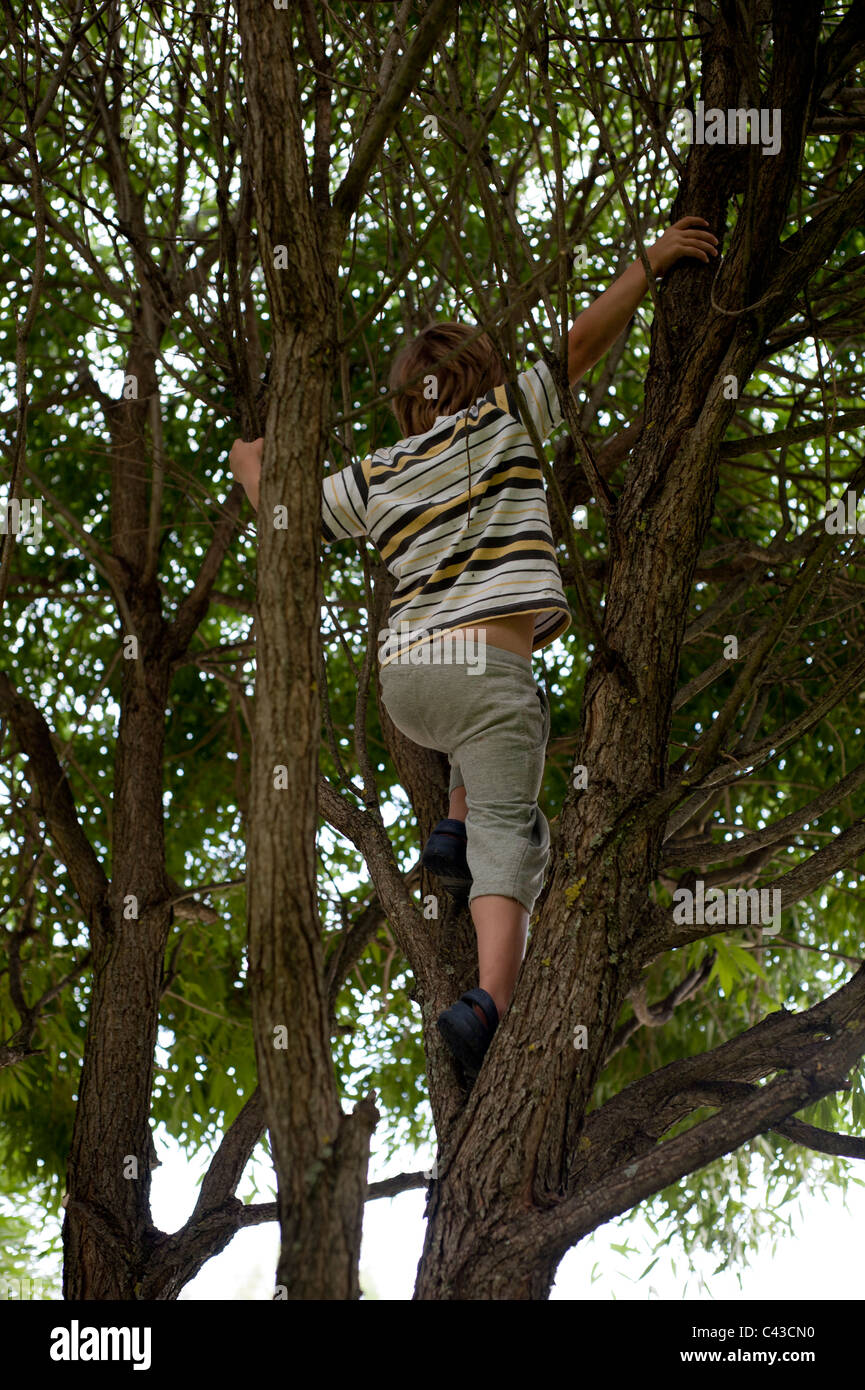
[61,311,178,1296]
[235,0,460,1297]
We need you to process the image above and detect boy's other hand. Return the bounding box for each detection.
[647,217,718,275]
[229,436,263,482]
[229,436,262,511]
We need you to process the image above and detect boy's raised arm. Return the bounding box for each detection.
[566,216,718,386]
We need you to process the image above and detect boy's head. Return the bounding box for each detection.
[388,321,504,438]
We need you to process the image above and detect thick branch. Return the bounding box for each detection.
[544,1064,855,1258]
[191,1088,268,1222]
[139,1089,268,1298]
[0,672,108,927]
[771,1117,865,1160]
[532,984,865,1260]
[366,1170,428,1200]
[318,776,422,969]
[584,965,865,1181]
[324,865,421,1017]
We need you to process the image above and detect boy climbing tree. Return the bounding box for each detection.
[230,215,718,1088]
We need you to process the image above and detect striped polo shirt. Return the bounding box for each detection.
[321,357,573,668]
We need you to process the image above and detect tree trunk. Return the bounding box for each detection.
[414,4,839,1298]
[236,0,461,1298]
[60,286,178,1292]
[236,0,378,1296]
[245,331,378,1299]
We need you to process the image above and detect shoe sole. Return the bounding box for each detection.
[420,852,472,898]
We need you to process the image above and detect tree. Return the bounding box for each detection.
[0,0,863,1302]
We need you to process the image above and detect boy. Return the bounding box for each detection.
[229,216,718,1088]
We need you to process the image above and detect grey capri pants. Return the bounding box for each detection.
[378,644,552,915]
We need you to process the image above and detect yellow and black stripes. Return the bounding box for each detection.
[319,358,573,665]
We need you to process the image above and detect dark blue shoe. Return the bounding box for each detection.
[437,987,499,1088]
[420,818,472,898]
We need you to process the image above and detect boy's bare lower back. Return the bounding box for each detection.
[452,611,536,660]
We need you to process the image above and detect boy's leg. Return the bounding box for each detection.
[380,652,548,1041]
[471,895,528,1022]
[448,657,550,1024]
[451,726,529,1021]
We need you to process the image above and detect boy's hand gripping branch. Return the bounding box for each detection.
[229,436,263,511]
[566,216,718,385]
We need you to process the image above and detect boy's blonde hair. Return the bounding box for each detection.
[388,322,505,437]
